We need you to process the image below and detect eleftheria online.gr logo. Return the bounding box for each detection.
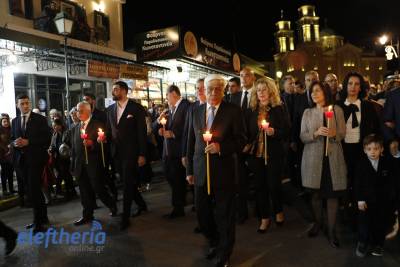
[17,220,106,248]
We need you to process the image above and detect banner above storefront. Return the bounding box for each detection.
[135,27,241,74]
[120,64,148,80]
[87,60,119,79]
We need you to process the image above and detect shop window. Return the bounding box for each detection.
[9,0,33,19]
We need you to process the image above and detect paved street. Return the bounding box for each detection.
[1,180,400,267]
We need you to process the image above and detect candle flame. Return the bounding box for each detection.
[205,131,210,134]
[328,105,332,111]
[98,128,103,132]
[81,129,85,134]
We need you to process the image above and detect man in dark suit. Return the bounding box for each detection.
[186,74,247,267]
[11,94,51,233]
[106,81,148,230]
[383,86,400,142]
[83,92,118,201]
[71,102,117,226]
[223,77,241,104]
[157,85,190,218]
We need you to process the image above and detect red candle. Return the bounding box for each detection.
[80,129,88,139]
[97,128,105,141]
[203,131,213,142]
[261,119,270,130]
[324,105,334,119]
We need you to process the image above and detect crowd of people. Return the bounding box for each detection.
[0,68,400,267]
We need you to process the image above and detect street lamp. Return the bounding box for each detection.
[379,33,399,61]
[54,11,74,113]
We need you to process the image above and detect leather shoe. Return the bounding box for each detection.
[328,233,340,248]
[120,218,130,231]
[132,206,148,217]
[74,217,93,226]
[205,246,217,260]
[163,209,185,219]
[307,223,320,237]
[25,223,35,229]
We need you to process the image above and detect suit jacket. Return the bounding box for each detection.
[11,112,51,166]
[106,99,147,160]
[92,108,107,125]
[70,119,105,178]
[338,99,381,143]
[162,99,190,159]
[292,91,312,143]
[245,105,290,160]
[383,87,400,141]
[182,100,202,157]
[225,91,242,107]
[300,105,347,191]
[355,155,397,204]
[186,101,247,190]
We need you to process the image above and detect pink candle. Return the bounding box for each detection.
[80,129,88,139]
[203,131,213,142]
[97,128,105,141]
[261,119,270,130]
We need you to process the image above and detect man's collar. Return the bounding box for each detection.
[344,98,361,107]
[21,111,31,117]
[117,98,129,108]
[207,102,221,110]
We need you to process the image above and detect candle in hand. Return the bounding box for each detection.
[80,129,88,139]
[203,131,213,142]
[261,119,270,130]
[160,117,167,126]
[98,128,105,141]
[324,105,334,119]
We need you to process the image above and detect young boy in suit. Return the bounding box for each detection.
[355,134,398,257]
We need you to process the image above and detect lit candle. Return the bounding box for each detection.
[80,129,88,164]
[160,117,167,127]
[98,128,106,168]
[324,105,333,156]
[202,131,213,142]
[261,119,270,130]
[203,130,213,195]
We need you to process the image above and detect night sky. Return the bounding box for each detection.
[123,0,400,61]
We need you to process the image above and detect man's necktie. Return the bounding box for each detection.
[207,106,215,130]
[170,105,176,120]
[241,91,248,110]
[21,115,26,135]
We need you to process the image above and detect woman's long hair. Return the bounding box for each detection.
[250,77,282,111]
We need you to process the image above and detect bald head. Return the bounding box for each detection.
[240,67,255,90]
[305,71,319,91]
[324,73,338,95]
[76,101,92,122]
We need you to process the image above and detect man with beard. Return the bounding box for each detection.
[106,81,148,230]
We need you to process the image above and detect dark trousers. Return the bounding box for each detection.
[54,158,75,196]
[236,154,249,219]
[248,156,283,218]
[164,157,186,211]
[115,158,146,219]
[78,166,115,219]
[195,185,236,263]
[18,158,47,224]
[0,220,16,240]
[1,162,14,193]
[14,165,25,200]
[358,202,390,247]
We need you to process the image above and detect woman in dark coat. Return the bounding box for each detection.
[338,72,381,227]
[244,77,290,233]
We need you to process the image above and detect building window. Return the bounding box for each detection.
[278,37,287,53]
[289,37,294,51]
[314,25,320,41]
[328,66,332,71]
[365,66,370,71]
[303,25,311,42]
[379,66,383,70]
[313,66,318,70]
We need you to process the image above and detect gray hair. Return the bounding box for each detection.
[76,101,91,112]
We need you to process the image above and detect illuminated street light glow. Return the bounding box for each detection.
[379,35,388,45]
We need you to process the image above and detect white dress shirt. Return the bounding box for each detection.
[344,99,362,143]
[21,111,31,130]
[117,98,129,124]
[240,86,254,108]
[206,102,220,126]
[369,158,379,172]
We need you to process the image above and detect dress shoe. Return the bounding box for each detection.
[307,223,320,237]
[163,209,185,219]
[120,218,130,230]
[25,223,35,229]
[74,217,93,226]
[328,233,340,248]
[131,206,148,217]
[257,219,271,234]
[109,207,118,217]
[5,228,17,256]
[205,246,217,260]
